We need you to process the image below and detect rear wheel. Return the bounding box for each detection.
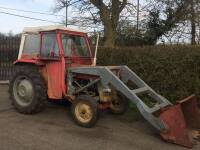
[9,65,47,114]
[110,94,129,115]
[71,95,98,128]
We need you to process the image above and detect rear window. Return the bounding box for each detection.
[23,34,40,55]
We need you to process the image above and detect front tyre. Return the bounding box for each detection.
[110,94,129,115]
[9,65,47,114]
[71,95,98,128]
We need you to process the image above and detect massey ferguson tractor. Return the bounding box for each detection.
[9,25,200,148]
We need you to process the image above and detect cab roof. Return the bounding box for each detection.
[22,25,86,34]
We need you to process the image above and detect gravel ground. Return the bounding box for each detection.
[0,84,199,150]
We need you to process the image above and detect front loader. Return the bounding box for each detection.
[9,25,200,148]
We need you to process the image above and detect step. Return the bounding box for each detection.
[132,87,149,95]
[149,102,171,113]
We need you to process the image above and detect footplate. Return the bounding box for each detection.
[160,95,200,148]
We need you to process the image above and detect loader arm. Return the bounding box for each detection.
[68,65,200,148]
[68,65,172,131]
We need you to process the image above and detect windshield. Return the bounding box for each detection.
[61,34,90,57]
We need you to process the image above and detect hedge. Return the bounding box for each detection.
[96,45,200,103]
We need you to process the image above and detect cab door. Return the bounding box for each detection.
[40,32,66,99]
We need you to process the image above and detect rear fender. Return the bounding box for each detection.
[14,59,65,100]
[14,59,44,66]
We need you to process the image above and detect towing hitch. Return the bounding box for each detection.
[160,95,200,148]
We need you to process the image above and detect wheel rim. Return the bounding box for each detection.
[75,102,93,123]
[13,76,34,107]
[111,97,124,111]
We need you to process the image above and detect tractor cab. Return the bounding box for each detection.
[17,25,93,66]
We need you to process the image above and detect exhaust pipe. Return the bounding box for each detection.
[92,33,100,66]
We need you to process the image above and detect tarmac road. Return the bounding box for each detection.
[0,85,199,150]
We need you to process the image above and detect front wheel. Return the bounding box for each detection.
[110,94,129,115]
[71,95,98,128]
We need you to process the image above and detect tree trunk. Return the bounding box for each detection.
[89,0,127,47]
[191,20,196,45]
[104,25,115,47]
[191,0,196,45]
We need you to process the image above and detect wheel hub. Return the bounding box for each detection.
[75,102,92,123]
[18,80,33,99]
[13,77,34,106]
[111,99,122,109]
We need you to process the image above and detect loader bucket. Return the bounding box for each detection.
[159,95,200,148]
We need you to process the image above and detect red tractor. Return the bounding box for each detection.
[9,25,200,148]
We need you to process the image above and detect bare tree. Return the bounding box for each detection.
[189,0,200,45]
[54,0,133,47]
[150,0,200,45]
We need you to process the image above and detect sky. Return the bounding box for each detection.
[0,0,146,35]
[0,0,70,34]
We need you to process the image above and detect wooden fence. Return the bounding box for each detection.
[0,36,20,81]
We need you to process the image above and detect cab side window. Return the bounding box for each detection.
[41,33,59,57]
[61,34,89,57]
[23,34,40,55]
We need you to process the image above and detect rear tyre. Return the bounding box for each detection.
[110,94,129,115]
[71,95,98,128]
[9,65,47,114]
